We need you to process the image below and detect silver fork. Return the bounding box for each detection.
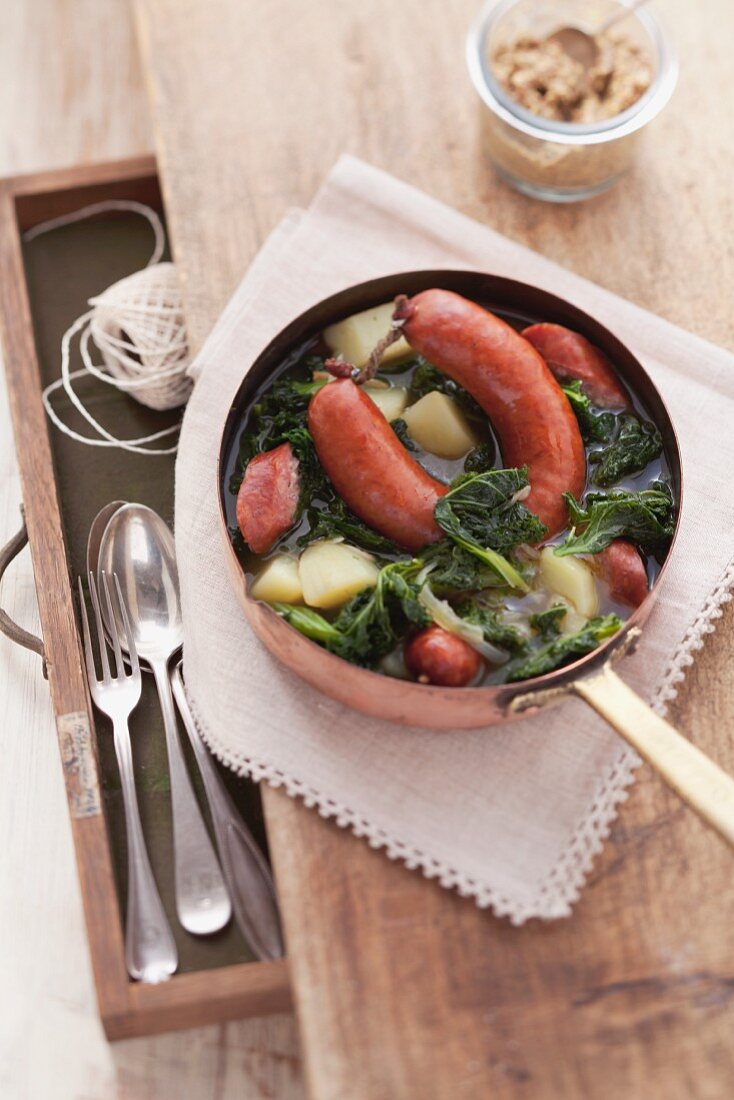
[79,571,178,983]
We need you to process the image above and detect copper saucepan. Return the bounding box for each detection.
[217,271,734,847]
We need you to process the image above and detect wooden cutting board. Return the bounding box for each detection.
[132,2,734,1096]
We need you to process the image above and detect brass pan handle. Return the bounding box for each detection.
[0,508,47,676]
[574,666,734,847]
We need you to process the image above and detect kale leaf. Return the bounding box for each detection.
[330,587,398,666]
[556,482,675,558]
[463,441,497,474]
[458,604,528,654]
[274,561,430,668]
[571,482,674,526]
[332,560,430,667]
[561,381,616,444]
[504,614,622,682]
[391,417,418,452]
[433,468,547,589]
[276,560,429,668]
[276,427,327,510]
[289,377,329,397]
[418,540,509,595]
[590,414,663,487]
[299,495,401,555]
[529,604,567,639]
[243,374,319,453]
[560,380,663,487]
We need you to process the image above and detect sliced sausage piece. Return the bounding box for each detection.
[522,322,629,409]
[237,442,300,554]
[597,539,648,608]
[395,290,586,538]
[308,378,446,552]
[405,626,481,687]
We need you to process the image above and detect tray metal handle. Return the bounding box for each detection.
[0,508,47,676]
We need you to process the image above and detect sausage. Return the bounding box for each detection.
[395,290,586,538]
[522,325,649,605]
[522,324,648,603]
[237,442,300,554]
[405,625,481,687]
[596,539,648,608]
[308,378,446,552]
[522,323,629,409]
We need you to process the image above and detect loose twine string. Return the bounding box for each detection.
[25,201,193,455]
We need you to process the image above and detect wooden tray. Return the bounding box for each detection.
[0,156,291,1039]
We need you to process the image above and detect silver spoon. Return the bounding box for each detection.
[99,503,231,935]
[548,0,650,72]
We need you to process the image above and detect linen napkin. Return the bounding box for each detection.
[175,155,734,923]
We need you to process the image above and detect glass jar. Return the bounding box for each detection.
[466,0,678,202]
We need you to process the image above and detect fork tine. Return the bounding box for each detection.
[102,571,124,676]
[77,576,99,685]
[113,573,141,680]
[88,571,111,682]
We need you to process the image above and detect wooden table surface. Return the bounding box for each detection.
[131,2,734,1098]
[130,2,734,1100]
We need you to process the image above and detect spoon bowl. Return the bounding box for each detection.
[99,504,184,663]
[547,26,599,70]
[547,0,651,74]
[86,500,128,587]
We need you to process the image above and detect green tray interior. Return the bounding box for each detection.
[22,196,269,972]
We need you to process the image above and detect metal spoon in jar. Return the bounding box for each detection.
[548,0,651,72]
[98,503,232,935]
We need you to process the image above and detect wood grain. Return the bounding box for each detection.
[0,4,303,1099]
[134,0,734,355]
[132,1,734,1097]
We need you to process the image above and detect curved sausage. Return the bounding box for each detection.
[395,290,586,538]
[405,626,481,686]
[596,539,648,608]
[522,323,629,409]
[237,442,300,554]
[308,379,446,552]
[523,324,648,603]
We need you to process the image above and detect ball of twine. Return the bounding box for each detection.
[89,261,192,411]
[30,201,193,455]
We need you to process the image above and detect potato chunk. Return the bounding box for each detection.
[299,541,379,610]
[539,548,599,619]
[401,391,477,459]
[250,555,303,604]
[324,302,412,368]
[364,382,409,421]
